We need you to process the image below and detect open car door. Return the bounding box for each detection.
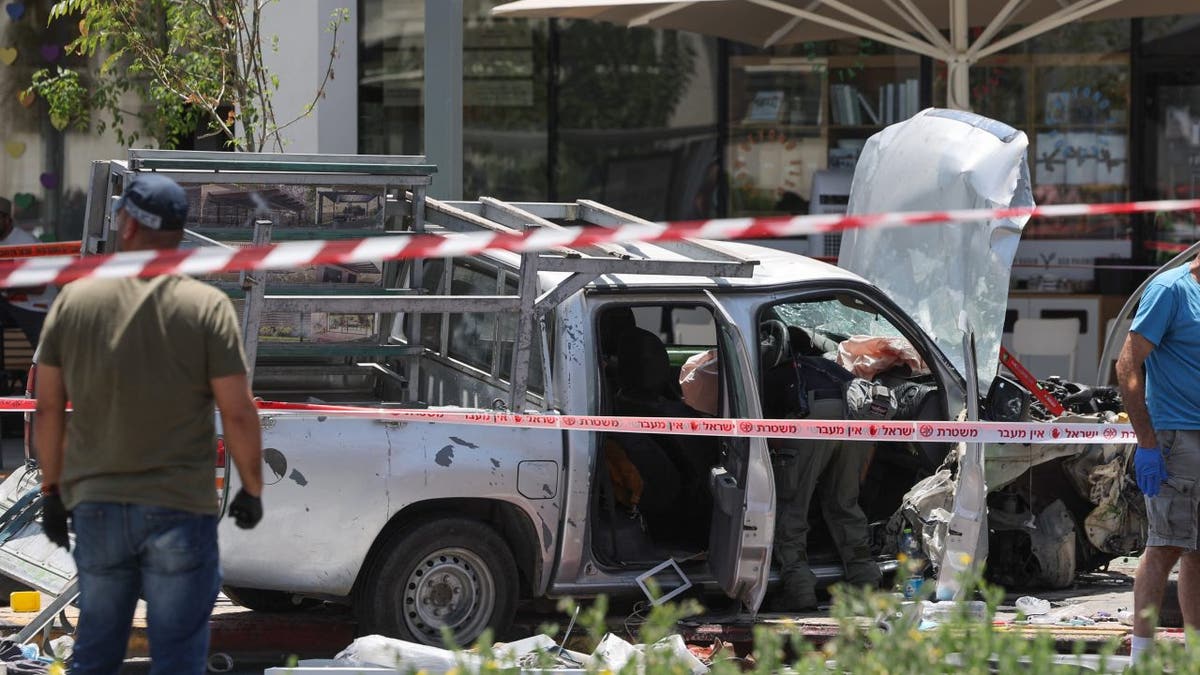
[705,291,774,611]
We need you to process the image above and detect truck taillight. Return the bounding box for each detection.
[215,437,227,497]
[23,363,36,462]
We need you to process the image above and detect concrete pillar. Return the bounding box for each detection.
[259,0,358,153]
[423,0,463,199]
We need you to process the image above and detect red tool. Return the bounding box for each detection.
[999,346,1065,416]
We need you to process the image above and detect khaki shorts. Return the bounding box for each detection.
[1146,430,1200,550]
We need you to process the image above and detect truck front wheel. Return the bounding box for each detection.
[358,518,518,647]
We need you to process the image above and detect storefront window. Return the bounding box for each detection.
[358,0,548,199]
[463,4,548,200]
[357,4,1200,277]
[359,1,423,156]
[932,20,1131,250]
[724,39,919,264]
[727,47,918,222]
[917,19,1135,294]
[1140,16,1200,263]
[555,24,719,220]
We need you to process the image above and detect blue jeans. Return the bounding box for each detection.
[69,502,221,675]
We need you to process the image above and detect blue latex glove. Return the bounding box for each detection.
[1135,446,1169,497]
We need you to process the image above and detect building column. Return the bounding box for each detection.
[259,0,358,154]
[424,0,463,199]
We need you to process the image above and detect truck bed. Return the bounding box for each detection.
[251,360,406,405]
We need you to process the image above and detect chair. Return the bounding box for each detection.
[1105,318,1133,350]
[1011,318,1080,381]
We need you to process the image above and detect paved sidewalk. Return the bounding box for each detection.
[681,557,1179,656]
[0,593,357,661]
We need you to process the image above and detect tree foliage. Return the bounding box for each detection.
[27,0,349,151]
[556,22,696,130]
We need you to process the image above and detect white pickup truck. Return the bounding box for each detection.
[0,111,1147,648]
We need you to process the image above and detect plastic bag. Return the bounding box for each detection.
[1015,595,1051,616]
[679,349,719,416]
[837,335,929,380]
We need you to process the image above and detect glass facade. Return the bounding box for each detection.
[725,39,922,224]
[555,24,719,220]
[1139,16,1200,263]
[358,7,1199,273]
[358,0,720,219]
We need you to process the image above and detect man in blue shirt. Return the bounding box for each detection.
[1116,256,1200,662]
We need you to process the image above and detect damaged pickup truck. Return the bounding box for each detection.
[0,110,1146,648]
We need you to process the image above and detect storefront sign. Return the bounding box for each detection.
[1012,239,1132,284]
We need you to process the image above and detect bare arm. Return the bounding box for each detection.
[1115,331,1157,448]
[34,365,67,492]
[212,373,263,497]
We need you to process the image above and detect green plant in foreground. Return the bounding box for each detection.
[363,572,1198,674]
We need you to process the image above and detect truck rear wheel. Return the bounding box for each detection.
[358,518,518,647]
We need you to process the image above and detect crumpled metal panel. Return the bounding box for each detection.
[840,109,1033,391]
[1027,500,1076,589]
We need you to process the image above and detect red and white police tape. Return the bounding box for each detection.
[0,397,1133,444]
[0,241,81,260]
[0,198,1196,290]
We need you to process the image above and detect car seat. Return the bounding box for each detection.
[598,307,638,408]
[613,327,715,547]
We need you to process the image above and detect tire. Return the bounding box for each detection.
[222,586,319,613]
[357,517,518,647]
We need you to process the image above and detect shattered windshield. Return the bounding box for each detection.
[773,296,904,342]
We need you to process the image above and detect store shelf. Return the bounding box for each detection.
[731,122,824,133]
[1033,124,1126,130]
[726,53,925,217]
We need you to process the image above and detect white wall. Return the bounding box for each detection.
[260,0,359,154]
[1,89,140,236]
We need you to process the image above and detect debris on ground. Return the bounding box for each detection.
[1014,596,1051,616]
[0,637,60,674]
[266,632,712,674]
[684,638,731,664]
[918,600,988,629]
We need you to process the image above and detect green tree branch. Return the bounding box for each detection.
[28,0,348,151]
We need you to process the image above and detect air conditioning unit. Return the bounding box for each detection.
[806,169,854,260]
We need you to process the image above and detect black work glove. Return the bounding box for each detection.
[227,488,263,529]
[41,487,70,550]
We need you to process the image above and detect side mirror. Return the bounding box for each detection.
[984,374,1031,423]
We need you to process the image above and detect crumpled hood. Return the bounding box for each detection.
[838,109,1033,391]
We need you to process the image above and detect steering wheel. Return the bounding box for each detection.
[759,319,790,370]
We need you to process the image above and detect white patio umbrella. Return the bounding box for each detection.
[492,0,1195,109]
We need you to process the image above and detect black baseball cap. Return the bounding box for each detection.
[116,174,189,230]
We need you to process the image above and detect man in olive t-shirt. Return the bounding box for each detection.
[34,174,265,675]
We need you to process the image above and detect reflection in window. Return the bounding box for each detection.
[358,0,548,199]
[556,23,719,221]
[447,262,501,369]
[417,259,447,349]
